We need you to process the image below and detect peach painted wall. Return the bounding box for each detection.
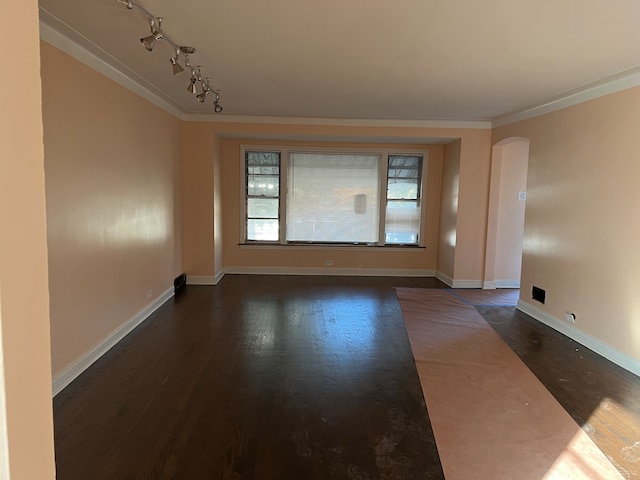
[493,85,640,363]
[453,132,492,281]
[0,0,56,477]
[181,121,490,278]
[182,123,216,277]
[41,42,183,377]
[437,140,461,280]
[213,136,224,279]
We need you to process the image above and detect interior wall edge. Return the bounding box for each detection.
[51,286,174,397]
[517,300,640,378]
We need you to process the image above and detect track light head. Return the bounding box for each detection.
[140,32,161,51]
[187,75,197,94]
[140,17,162,51]
[196,77,212,102]
[213,90,223,113]
[170,50,184,75]
[196,90,210,103]
[171,59,184,75]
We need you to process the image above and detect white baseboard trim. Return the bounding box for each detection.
[436,271,482,288]
[517,300,640,378]
[214,269,225,284]
[495,279,520,288]
[483,281,496,289]
[187,275,217,285]
[451,279,483,289]
[435,271,454,287]
[52,286,174,396]
[224,266,437,277]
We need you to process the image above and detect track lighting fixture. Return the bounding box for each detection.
[116,0,223,112]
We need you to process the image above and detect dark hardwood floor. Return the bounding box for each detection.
[54,275,447,480]
[54,275,640,479]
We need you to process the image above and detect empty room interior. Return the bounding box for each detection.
[3,0,640,478]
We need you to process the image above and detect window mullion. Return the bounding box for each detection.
[378,152,389,246]
[279,149,288,245]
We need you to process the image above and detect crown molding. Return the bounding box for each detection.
[182,113,491,129]
[39,9,185,120]
[492,67,640,128]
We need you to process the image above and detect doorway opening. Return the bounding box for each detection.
[483,137,530,289]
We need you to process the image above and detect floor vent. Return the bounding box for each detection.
[174,273,187,295]
[532,285,546,304]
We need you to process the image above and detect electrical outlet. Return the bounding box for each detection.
[564,312,576,323]
[147,289,153,299]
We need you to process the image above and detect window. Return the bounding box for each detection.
[243,147,426,246]
[287,153,380,243]
[245,151,280,241]
[385,155,423,244]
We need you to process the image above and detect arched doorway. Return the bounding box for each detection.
[483,137,530,289]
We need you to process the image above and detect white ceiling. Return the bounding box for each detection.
[39,0,640,122]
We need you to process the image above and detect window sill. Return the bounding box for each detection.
[239,242,426,252]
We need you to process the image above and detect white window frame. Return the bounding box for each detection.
[240,145,428,247]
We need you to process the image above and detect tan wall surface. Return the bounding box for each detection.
[213,135,224,279]
[493,86,640,362]
[41,43,183,376]
[453,132,493,280]
[437,140,461,279]
[0,0,56,478]
[182,123,216,276]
